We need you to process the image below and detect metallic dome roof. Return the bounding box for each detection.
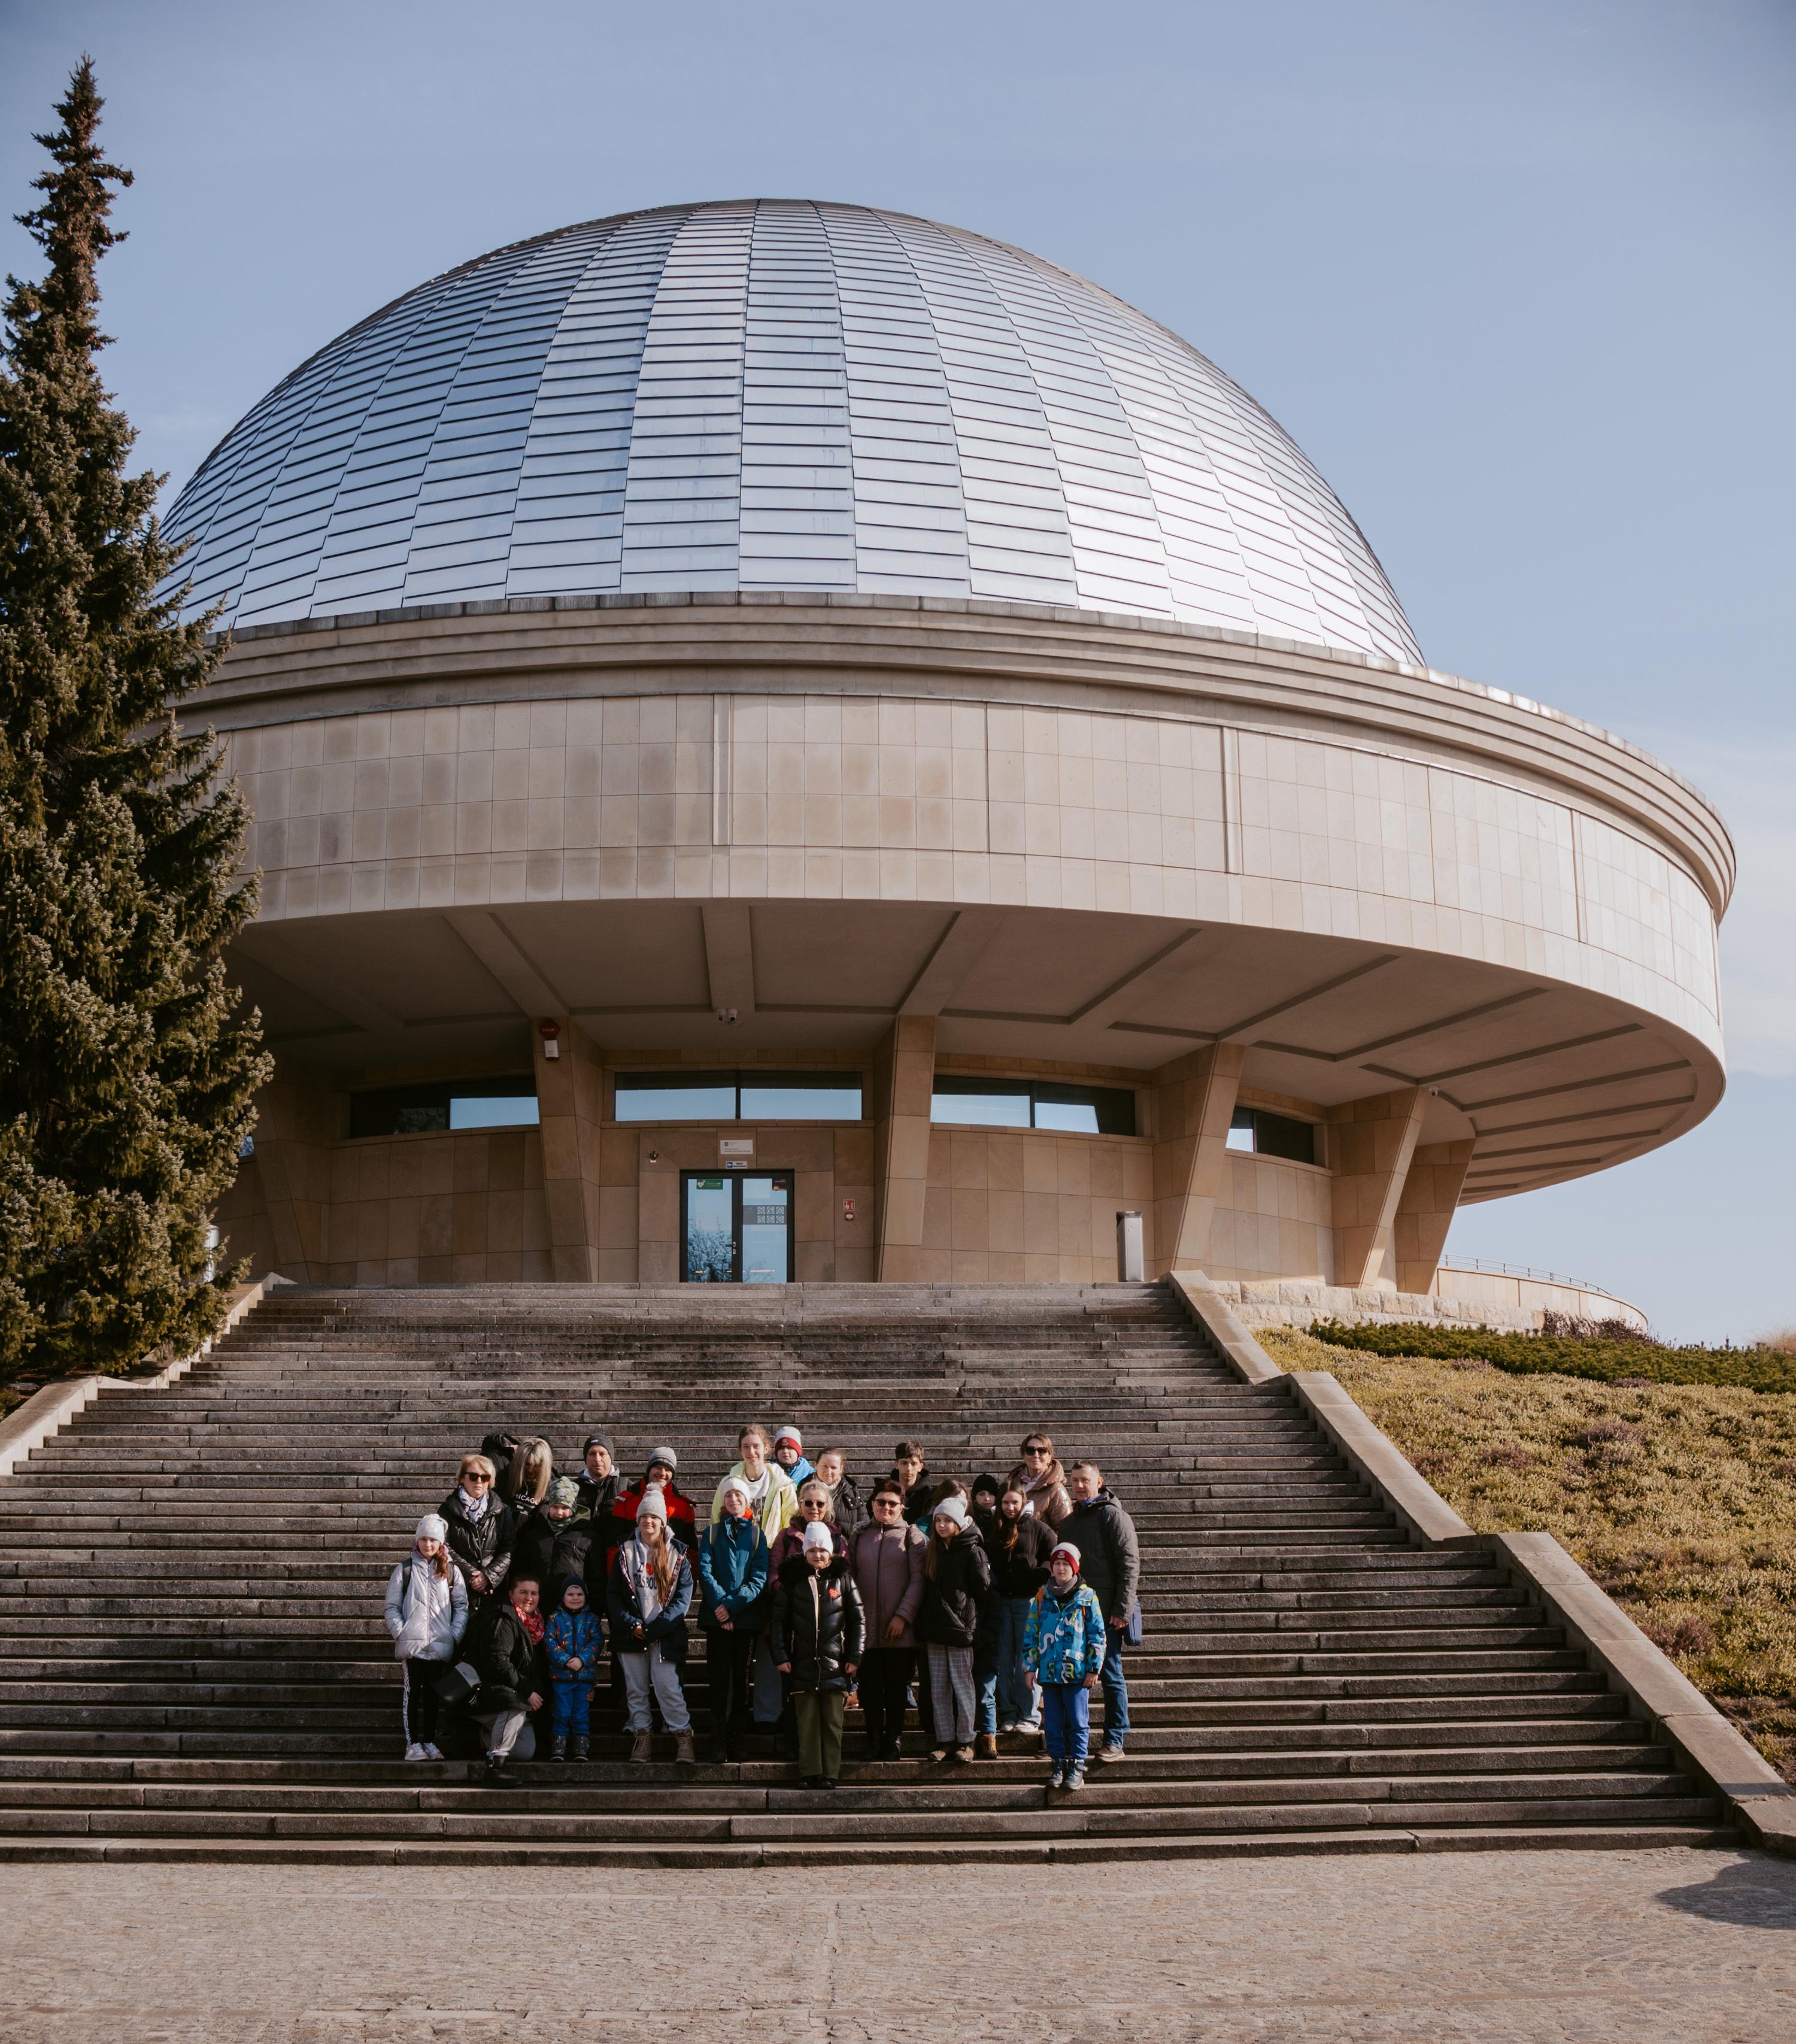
[165,199,1422,662]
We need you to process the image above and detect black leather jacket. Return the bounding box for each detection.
[771,1555,866,1692]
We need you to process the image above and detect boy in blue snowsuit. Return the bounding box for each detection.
[544,1576,602,1761]
[1022,1538,1106,1791]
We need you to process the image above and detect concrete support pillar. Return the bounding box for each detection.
[1328,1087,1429,1290]
[535,1019,605,1282]
[1394,1138,1476,1296]
[250,1062,336,1282]
[872,1016,937,1282]
[1149,1042,1245,1277]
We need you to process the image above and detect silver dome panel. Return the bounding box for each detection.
[163,201,1422,664]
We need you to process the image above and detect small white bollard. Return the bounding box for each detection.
[1116,1209,1145,1282]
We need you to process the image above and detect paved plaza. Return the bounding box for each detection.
[10,1846,1792,2041]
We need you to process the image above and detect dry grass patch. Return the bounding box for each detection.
[1261,1325,1796,1780]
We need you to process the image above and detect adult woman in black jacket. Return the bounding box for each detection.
[458,1576,549,1780]
[915,1497,991,1764]
[772,1521,866,1789]
[439,1453,515,1599]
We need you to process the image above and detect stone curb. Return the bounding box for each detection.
[0,1275,287,1481]
[1168,1269,1796,1855]
[1166,1272,1283,1385]
[1482,1531,1796,1858]
[1285,1372,1478,1549]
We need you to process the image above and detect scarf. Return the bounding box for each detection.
[457,1486,489,1520]
[1048,1575,1079,1602]
[518,1604,545,1645]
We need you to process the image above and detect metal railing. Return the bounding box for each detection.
[1437,1256,1607,1295]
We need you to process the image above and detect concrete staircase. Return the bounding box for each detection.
[0,1281,1733,1863]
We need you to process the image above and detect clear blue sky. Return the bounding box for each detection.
[4,0,1791,1338]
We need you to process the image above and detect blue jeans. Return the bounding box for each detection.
[975,1633,999,1737]
[1041,1682,1090,1765]
[992,1596,1032,1726]
[548,1680,592,1738]
[1098,1631,1128,1748]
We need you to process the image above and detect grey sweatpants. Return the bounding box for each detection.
[927,1642,976,1745]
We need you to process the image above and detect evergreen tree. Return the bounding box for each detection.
[0,60,268,1377]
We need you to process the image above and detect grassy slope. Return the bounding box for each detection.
[1261,1326,1796,1781]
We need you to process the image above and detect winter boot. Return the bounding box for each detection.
[568,1735,589,1763]
[549,1733,568,1763]
[675,1731,696,1766]
[975,1733,998,1760]
[630,1730,653,1763]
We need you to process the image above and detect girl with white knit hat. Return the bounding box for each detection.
[605,1485,696,1764]
[383,1514,469,1761]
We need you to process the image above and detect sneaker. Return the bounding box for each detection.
[998,1721,1018,1736]
[930,1746,950,1764]
[420,1743,444,1761]
[1097,1743,1125,1764]
[403,1742,427,1763]
[1065,1765,1086,1791]
[1048,1763,1067,1790]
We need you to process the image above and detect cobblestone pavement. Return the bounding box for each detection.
[12,1848,1794,2042]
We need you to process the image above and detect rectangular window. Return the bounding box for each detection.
[348,1076,539,1139]
[614,1070,863,1123]
[1227,1108,1319,1165]
[931,1076,1136,1137]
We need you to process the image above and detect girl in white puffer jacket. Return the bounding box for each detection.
[384,1514,469,1760]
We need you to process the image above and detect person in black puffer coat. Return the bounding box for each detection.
[915,1496,991,1762]
[772,1521,866,1788]
[451,1575,548,1779]
[440,1453,515,1599]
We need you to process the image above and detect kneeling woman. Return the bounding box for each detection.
[772,1520,865,1789]
[606,1487,696,1765]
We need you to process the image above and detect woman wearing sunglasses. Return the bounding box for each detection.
[439,1453,517,1601]
[1006,1433,1072,1532]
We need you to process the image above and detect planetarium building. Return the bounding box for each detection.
[169,200,1731,1305]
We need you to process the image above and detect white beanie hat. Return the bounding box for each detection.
[932,1496,969,1529]
[1049,1540,1082,1572]
[720,1475,753,1506]
[802,1520,835,1554]
[636,1485,668,1521]
[415,1513,448,1543]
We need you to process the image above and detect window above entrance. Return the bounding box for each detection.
[930,1076,1137,1137]
[615,1070,863,1123]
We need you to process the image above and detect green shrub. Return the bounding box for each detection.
[1307,1320,1796,1394]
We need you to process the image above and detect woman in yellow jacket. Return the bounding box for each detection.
[710,1423,799,1543]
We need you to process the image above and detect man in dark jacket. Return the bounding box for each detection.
[462,1575,549,1781]
[1061,1461,1140,1762]
[891,1439,933,1527]
[573,1432,619,1524]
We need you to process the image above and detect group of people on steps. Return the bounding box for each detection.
[383,1423,1140,1792]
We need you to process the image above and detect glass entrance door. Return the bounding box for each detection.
[681,1171,795,1283]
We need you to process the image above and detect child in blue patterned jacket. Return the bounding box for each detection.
[1023,1539,1106,1791]
[543,1576,603,1761]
